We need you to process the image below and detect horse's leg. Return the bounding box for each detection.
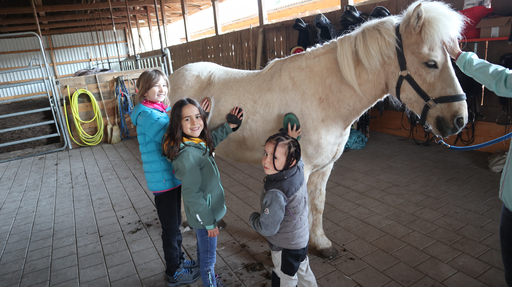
[308,162,338,259]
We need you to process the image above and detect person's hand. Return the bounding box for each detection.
[287,123,302,139]
[208,227,219,237]
[201,98,210,112]
[228,107,243,129]
[446,38,462,60]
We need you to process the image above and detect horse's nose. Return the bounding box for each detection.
[454,116,465,130]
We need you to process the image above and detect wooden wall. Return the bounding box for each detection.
[57,69,153,148]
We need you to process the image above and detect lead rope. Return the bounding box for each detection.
[437,132,512,151]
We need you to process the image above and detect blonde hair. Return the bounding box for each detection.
[135,69,170,106]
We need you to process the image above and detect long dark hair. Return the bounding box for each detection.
[162,98,214,160]
[265,133,301,172]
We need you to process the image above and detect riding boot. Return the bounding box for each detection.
[369,6,391,20]
[339,5,365,34]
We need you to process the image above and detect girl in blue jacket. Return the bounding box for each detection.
[132,70,202,286]
[163,98,243,287]
[448,41,512,286]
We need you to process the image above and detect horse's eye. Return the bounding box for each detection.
[425,61,438,69]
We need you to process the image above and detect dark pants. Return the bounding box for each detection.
[501,205,512,287]
[271,244,317,287]
[155,187,184,276]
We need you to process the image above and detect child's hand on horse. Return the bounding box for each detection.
[287,123,302,139]
[201,98,210,113]
[227,107,243,130]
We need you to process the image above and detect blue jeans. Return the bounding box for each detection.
[196,228,217,287]
[155,187,184,276]
[501,205,512,287]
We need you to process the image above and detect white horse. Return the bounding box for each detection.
[168,0,468,258]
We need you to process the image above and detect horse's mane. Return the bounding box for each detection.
[337,0,467,95]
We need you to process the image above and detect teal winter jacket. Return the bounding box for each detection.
[171,123,233,230]
[132,103,181,193]
[455,51,512,211]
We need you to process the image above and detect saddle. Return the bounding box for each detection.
[291,18,319,51]
[314,13,342,44]
[339,5,391,34]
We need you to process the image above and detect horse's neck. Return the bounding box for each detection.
[306,49,388,129]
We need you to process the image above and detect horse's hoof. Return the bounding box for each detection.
[317,246,339,259]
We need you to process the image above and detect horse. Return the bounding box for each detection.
[168,0,468,258]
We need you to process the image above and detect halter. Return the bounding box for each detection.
[394,24,466,126]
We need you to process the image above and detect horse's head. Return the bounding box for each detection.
[391,1,468,137]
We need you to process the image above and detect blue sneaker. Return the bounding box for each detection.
[181,259,199,269]
[166,267,200,286]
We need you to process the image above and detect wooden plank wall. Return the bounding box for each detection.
[369,109,511,153]
[57,68,154,148]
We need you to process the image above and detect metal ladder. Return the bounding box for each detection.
[0,32,69,163]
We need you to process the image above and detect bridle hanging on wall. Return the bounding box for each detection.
[394,24,467,126]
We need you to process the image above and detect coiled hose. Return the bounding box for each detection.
[64,86,104,146]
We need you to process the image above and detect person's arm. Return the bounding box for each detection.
[211,123,233,147]
[173,153,215,230]
[456,51,512,97]
[249,190,286,237]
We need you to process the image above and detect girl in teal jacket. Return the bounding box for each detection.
[448,41,512,286]
[132,70,201,286]
[163,98,243,287]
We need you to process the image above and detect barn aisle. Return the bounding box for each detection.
[0,132,505,287]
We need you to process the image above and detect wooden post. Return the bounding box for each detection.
[135,14,143,53]
[107,0,124,71]
[125,0,139,62]
[98,10,112,70]
[180,0,190,42]
[340,0,351,9]
[257,0,268,27]
[159,0,169,47]
[93,17,107,69]
[146,6,155,50]
[30,0,43,38]
[212,0,221,36]
[47,35,59,78]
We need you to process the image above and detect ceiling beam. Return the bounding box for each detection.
[0,0,179,15]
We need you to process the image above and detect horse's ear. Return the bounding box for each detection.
[411,2,425,33]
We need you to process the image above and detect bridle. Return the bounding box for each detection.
[394,24,466,126]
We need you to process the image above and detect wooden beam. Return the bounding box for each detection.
[30,0,43,38]
[0,0,179,15]
[212,0,221,36]
[160,0,169,46]
[181,0,190,42]
[126,1,138,56]
[0,17,130,33]
[257,0,268,27]
[0,10,139,25]
[146,7,155,50]
[98,9,112,70]
[47,36,59,78]
[107,0,124,70]
[135,14,143,53]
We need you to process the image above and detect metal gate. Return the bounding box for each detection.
[0,32,69,163]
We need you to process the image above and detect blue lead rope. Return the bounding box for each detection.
[437,132,512,151]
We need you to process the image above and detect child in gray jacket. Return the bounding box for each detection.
[250,132,317,287]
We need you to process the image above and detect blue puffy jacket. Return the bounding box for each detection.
[132,103,181,193]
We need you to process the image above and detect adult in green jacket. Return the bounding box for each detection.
[448,41,512,286]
